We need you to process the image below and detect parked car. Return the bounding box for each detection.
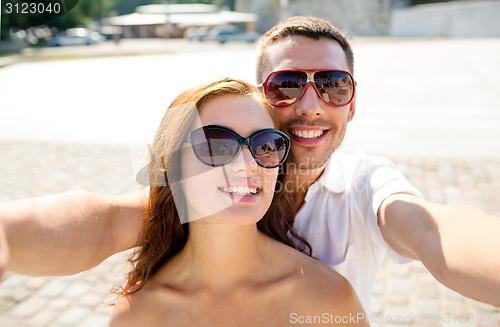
[207,25,260,44]
[98,26,125,40]
[183,27,210,41]
[48,28,104,46]
[214,30,260,44]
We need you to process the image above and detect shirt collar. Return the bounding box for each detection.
[315,151,346,194]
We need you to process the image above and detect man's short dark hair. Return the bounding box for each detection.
[256,16,354,83]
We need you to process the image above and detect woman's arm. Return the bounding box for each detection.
[0,190,146,277]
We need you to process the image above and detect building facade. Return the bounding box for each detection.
[103,4,257,38]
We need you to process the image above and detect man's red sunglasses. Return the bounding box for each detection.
[259,69,356,108]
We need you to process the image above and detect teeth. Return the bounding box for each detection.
[291,130,324,139]
[222,186,258,195]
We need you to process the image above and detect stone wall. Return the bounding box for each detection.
[235,0,393,36]
[235,0,281,34]
[390,0,500,37]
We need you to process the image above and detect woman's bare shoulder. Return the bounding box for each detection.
[109,283,179,327]
[109,293,143,327]
[110,271,203,327]
[289,254,343,294]
[284,250,369,326]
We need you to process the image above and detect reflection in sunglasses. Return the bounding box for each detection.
[263,70,355,108]
[189,125,290,168]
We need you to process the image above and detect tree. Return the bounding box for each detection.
[408,0,454,5]
[46,0,118,30]
[213,0,235,10]
[113,0,157,15]
[1,0,82,37]
[1,3,11,40]
[173,0,235,10]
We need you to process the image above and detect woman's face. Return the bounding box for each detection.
[179,94,279,225]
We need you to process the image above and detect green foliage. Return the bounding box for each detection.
[46,0,118,30]
[408,0,453,5]
[175,0,212,4]
[1,18,11,41]
[113,0,156,15]
[1,1,9,39]
[173,0,234,10]
[212,0,235,10]
[3,0,237,34]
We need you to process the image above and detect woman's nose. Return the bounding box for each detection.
[230,146,259,173]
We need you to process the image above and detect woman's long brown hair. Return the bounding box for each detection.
[118,77,311,296]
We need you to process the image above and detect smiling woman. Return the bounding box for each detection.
[108,77,367,326]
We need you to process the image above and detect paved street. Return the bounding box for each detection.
[1,38,500,326]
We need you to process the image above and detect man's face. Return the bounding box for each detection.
[260,36,355,170]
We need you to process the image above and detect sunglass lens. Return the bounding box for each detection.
[266,71,308,107]
[313,71,354,106]
[251,132,288,167]
[192,128,239,166]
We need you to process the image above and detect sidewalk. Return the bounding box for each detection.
[0,142,137,327]
[1,141,499,326]
[0,38,256,67]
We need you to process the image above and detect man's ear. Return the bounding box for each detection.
[347,97,356,122]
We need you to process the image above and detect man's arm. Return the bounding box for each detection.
[0,190,146,277]
[378,193,500,306]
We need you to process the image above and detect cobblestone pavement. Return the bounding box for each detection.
[0,141,499,326]
[0,141,139,327]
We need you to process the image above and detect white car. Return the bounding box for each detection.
[184,27,210,41]
[48,28,104,46]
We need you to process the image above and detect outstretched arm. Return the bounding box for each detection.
[379,193,500,307]
[0,190,146,277]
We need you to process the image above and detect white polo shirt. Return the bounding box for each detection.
[293,150,422,314]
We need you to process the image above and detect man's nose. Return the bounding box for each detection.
[294,83,325,117]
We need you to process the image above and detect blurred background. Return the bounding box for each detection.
[1,1,500,326]
[2,0,500,50]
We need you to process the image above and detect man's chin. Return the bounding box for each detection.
[286,152,330,171]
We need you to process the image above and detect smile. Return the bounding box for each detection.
[219,186,259,196]
[290,130,324,139]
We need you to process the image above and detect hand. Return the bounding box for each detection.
[0,224,9,280]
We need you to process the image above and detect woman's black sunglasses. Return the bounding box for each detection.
[188,125,290,168]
